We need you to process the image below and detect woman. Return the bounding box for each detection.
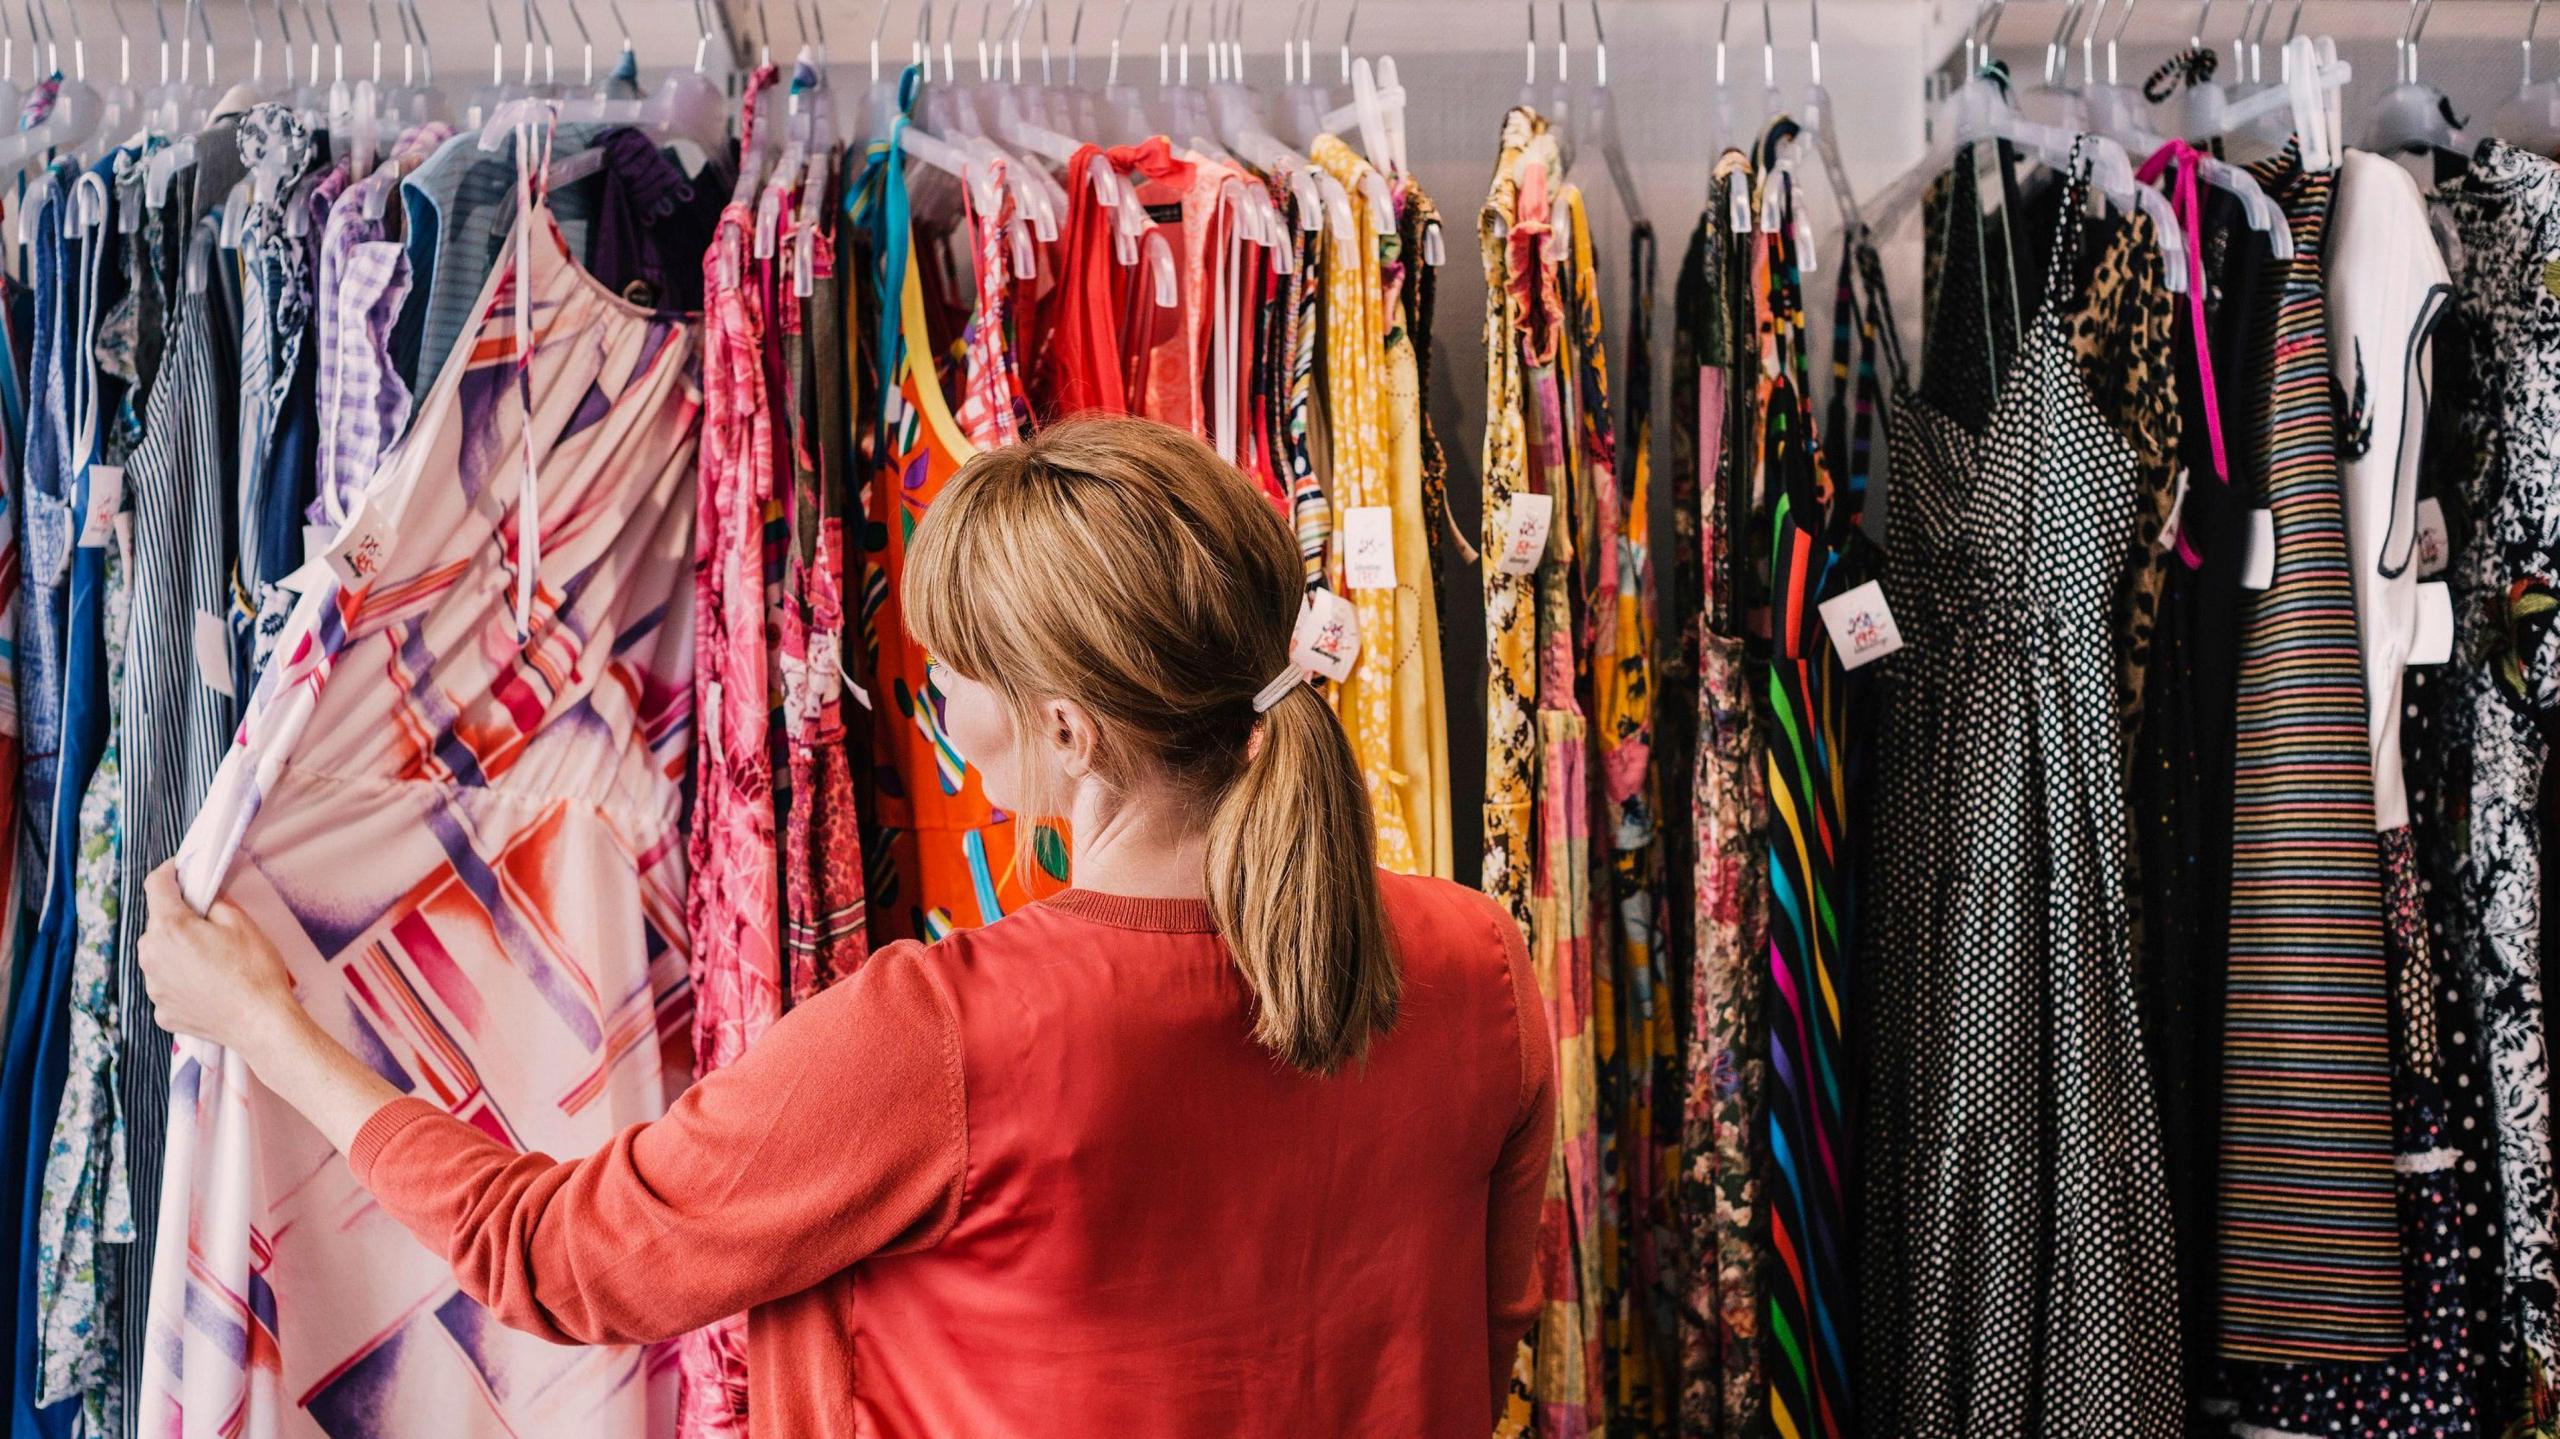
[136,416,1556,1436]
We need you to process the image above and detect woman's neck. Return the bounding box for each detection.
[1061,785,1209,900]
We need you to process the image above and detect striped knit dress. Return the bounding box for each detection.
[2217,147,2405,1364]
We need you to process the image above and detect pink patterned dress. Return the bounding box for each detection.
[140,198,700,1438]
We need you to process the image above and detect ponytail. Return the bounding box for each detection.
[1206,678,1399,1075]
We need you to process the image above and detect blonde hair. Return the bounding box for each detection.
[902,416,1399,1074]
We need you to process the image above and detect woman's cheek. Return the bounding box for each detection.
[941,679,1016,803]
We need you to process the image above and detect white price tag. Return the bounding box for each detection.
[1288,588,1362,684]
[2415,496,2450,578]
[2411,581,2456,666]
[1817,579,1904,669]
[1728,182,1751,235]
[76,465,122,549]
[2241,508,2277,590]
[193,609,235,698]
[1494,493,1555,578]
[1759,182,1783,234]
[1343,506,1396,590]
[323,493,396,588]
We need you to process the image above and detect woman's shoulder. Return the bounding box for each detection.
[1375,870,1527,972]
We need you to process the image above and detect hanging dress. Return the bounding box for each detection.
[138,163,700,1439]
[2428,139,2560,1390]
[2215,143,2405,1367]
[115,117,251,1415]
[680,190,781,1439]
[775,150,868,1001]
[1383,178,1453,880]
[853,91,1065,945]
[1678,146,1771,1439]
[1311,134,1417,877]
[1751,150,1858,1439]
[2221,147,2473,1433]
[1859,147,2184,1437]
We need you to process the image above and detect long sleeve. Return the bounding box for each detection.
[1486,912,1557,1418]
[346,940,965,1348]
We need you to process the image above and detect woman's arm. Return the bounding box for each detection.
[137,862,967,1346]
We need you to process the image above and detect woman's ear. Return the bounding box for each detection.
[1045,697,1104,781]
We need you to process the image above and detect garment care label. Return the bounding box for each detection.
[2240,508,2277,590]
[2411,581,2456,666]
[324,495,395,588]
[75,465,121,549]
[1343,506,1397,590]
[192,609,234,698]
[2152,467,2191,554]
[1494,493,1556,577]
[1288,588,1362,683]
[1818,579,1904,669]
[2415,496,2450,578]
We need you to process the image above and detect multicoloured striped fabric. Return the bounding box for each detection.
[1754,174,1853,1439]
[2219,150,2404,1363]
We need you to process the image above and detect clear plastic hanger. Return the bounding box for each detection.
[2014,0,2090,128]
[1570,0,1637,229]
[1281,0,1333,149]
[1706,0,1738,178]
[2492,0,2560,152]
[1871,0,2189,292]
[991,0,1080,168]
[0,0,103,190]
[546,0,724,173]
[1094,0,1150,143]
[1210,0,1320,232]
[2367,0,2460,156]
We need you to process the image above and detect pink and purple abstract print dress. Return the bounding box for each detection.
[138,210,701,1437]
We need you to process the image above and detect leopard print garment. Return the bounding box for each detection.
[2067,209,2182,724]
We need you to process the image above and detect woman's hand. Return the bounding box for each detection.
[136,861,301,1056]
[136,860,405,1156]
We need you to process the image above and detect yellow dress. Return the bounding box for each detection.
[1310,135,1415,875]
[1384,177,1454,879]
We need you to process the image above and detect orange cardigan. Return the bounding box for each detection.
[351,870,1555,1436]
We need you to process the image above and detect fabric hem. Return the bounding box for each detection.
[1033,889,1218,932]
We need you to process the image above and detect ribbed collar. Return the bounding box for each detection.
[1036,889,1219,933]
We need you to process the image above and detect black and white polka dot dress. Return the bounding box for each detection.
[1858,149,2186,1437]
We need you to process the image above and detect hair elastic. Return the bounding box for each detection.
[1250,666,1307,714]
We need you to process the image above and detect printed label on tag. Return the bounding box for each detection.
[1343,506,1396,590]
[323,495,395,588]
[193,609,235,698]
[2152,467,2191,554]
[2411,581,2456,666]
[1759,183,1783,234]
[1728,183,1751,234]
[1495,493,1556,577]
[76,465,121,549]
[1817,579,1904,670]
[1288,588,1362,684]
[2241,508,2277,590]
[2415,496,2450,578]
